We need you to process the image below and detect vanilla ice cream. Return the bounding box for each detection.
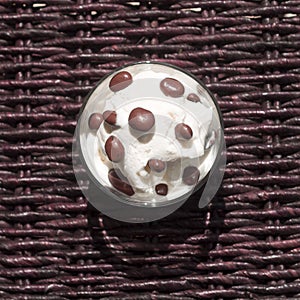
[79,63,221,204]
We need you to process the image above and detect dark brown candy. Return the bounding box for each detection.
[175,123,193,140]
[147,159,166,173]
[160,78,185,98]
[155,184,168,196]
[128,107,155,132]
[105,136,125,162]
[88,113,103,130]
[103,110,117,126]
[187,93,201,103]
[109,71,133,92]
[108,169,134,196]
[182,166,200,186]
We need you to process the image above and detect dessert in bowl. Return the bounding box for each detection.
[78,62,222,207]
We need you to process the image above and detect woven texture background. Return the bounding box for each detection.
[1,1,300,299]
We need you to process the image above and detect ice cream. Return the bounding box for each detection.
[80,63,221,204]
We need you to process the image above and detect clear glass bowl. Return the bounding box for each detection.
[73,62,225,223]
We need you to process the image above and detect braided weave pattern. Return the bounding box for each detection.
[0,1,300,299]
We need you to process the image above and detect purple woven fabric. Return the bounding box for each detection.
[0,1,300,299]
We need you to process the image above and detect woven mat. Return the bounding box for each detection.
[1,1,300,299]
